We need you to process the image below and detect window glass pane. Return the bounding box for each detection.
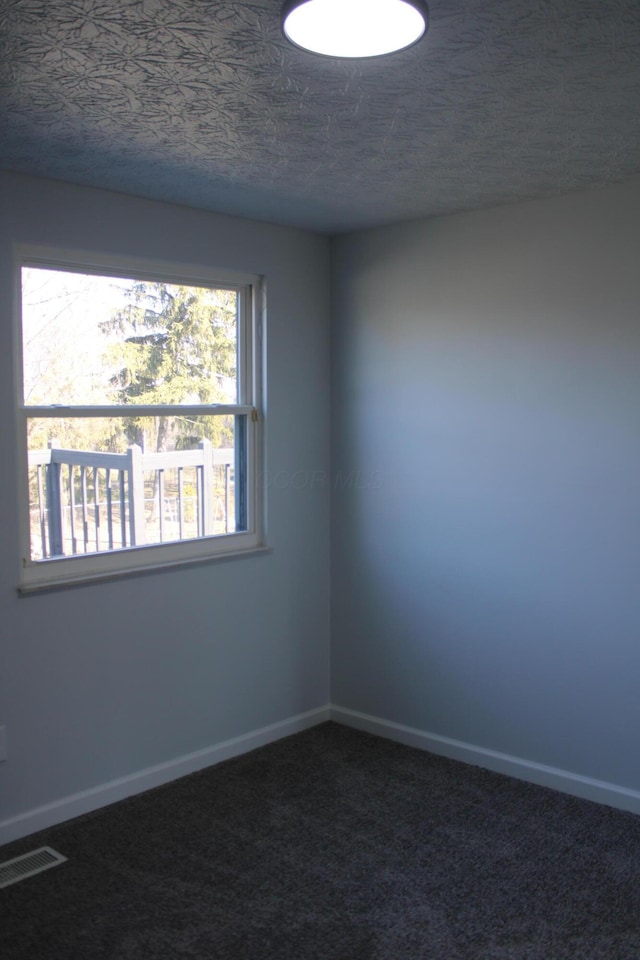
[26,415,244,561]
[21,267,238,406]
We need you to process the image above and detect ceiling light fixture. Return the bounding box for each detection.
[282,0,429,59]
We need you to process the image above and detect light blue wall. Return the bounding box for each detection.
[0,172,331,827]
[4,170,640,836]
[331,179,640,790]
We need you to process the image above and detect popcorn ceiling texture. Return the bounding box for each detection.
[2,0,640,232]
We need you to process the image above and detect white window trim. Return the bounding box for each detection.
[14,244,265,593]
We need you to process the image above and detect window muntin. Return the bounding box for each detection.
[16,252,262,590]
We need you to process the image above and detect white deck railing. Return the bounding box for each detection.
[28,441,235,559]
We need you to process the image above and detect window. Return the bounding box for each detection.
[15,247,263,591]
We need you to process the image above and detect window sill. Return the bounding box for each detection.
[18,544,271,595]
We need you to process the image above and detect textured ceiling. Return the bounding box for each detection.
[1,0,640,233]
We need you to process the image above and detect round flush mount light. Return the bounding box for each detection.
[282,0,429,59]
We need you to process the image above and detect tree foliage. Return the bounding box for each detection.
[101,281,237,451]
[23,268,119,452]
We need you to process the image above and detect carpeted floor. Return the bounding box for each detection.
[2,721,640,959]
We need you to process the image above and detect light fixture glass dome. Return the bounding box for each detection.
[282,0,429,59]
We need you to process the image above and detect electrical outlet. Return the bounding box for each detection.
[0,726,7,762]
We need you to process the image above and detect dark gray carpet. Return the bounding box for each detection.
[2,722,640,959]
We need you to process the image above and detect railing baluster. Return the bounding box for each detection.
[158,469,164,542]
[126,445,145,546]
[46,441,64,557]
[178,466,184,540]
[225,463,230,533]
[81,466,89,551]
[69,464,77,554]
[37,464,48,558]
[94,467,100,551]
[120,470,127,547]
[196,465,202,537]
[198,439,213,537]
[106,468,114,550]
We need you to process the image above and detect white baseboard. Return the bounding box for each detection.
[0,705,331,846]
[330,704,640,816]
[6,703,639,846]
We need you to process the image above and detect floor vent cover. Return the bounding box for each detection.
[0,846,67,889]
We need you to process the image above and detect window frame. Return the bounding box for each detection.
[14,244,265,593]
